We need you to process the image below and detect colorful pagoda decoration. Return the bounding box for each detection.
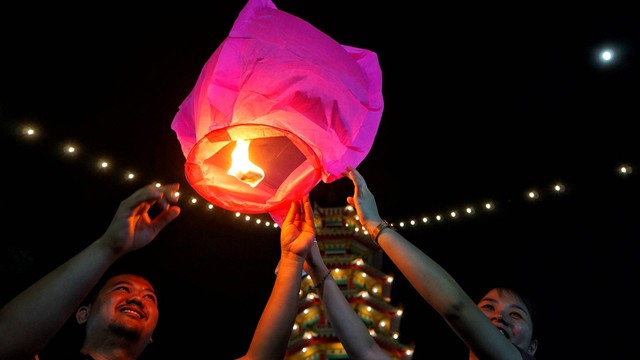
[285,204,415,360]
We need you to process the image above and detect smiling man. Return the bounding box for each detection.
[75,274,159,359]
[0,183,181,360]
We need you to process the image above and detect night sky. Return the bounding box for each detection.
[1,2,638,359]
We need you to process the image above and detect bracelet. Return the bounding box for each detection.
[312,270,332,290]
[370,220,395,246]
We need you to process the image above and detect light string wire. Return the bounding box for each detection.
[8,122,636,232]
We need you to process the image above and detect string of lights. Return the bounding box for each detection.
[11,122,635,232]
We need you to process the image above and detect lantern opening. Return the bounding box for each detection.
[184,124,322,215]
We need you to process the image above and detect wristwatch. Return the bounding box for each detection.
[370,220,395,246]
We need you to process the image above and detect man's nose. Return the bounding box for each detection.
[126,295,144,306]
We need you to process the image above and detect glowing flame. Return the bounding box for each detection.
[227,139,265,187]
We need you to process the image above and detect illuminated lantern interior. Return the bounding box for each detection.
[172,0,383,225]
[183,123,322,219]
[227,139,265,188]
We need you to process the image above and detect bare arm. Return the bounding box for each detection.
[0,183,181,359]
[345,167,523,360]
[238,196,315,360]
[304,242,391,360]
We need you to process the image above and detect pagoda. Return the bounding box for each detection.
[284,204,414,360]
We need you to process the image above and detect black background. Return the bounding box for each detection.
[1,1,638,358]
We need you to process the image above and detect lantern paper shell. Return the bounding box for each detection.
[171,0,383,225]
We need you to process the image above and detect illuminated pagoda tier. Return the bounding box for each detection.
[285,205,414,360]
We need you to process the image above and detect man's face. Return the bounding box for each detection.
[82,274,159,343]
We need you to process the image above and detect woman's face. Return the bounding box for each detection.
[476,288,537,355]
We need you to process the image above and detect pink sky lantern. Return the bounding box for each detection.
[171,0,383,225]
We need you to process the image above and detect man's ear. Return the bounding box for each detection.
[76,306,89,324]
[528,339,538,355]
